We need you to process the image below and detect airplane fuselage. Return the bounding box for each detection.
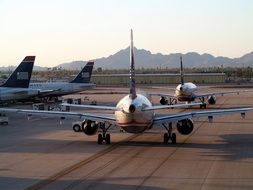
[0,87,38,101]
[29,82,95,97]
[175,82,197,102]
[115,94,154,133]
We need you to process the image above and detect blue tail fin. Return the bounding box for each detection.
[70,61,94,83]
[1,56,35,88]
[129,29,137,99]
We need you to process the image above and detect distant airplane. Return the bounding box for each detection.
[29,62,95,100]
[1,30,253,145]
[154,56,253,108]
[0,56,38,102]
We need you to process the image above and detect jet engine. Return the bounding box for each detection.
[160,97,168,105]
[81,120,98,135]
[176,119,194,135]
[207,95,216,105]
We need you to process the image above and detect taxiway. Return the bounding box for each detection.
[1,86,253,190]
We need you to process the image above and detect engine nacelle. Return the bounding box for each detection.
[176,119,194,135]
[160,97,168,105]
[82,120,98,135]
[208,95,216,105]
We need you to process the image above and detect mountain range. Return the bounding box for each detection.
[58,47,253,70]
[1,47,253,71]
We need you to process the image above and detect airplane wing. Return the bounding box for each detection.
[0,108,116,124]
[61,103,120,111]
[62,102,203,111]
[195,89,253,98]
[149,93,175,98]
[13,90,32,95]
[147,86,176,91]
[38,88,62,96]
[143,102,203,111]
[0,107,252,130]
[153,107,253,124]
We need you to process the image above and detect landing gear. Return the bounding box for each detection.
[73,124,82,132]
[105,134,111,144]
[171,133,176,144]
[162,122,177,144]
[200,103,206,109]
[169,98,177,108]
[199,97,207,109]
[97,123,112,144]
[98,134,103,144]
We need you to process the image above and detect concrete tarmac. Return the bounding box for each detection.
[1,87,253,190]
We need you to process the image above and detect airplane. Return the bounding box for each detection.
[0,30,253,145]
[154,56,253,108]
[29,61,96,100]
[0,56,39,102]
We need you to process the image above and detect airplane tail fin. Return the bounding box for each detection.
[180,56,184,85]
[70,61,94,83]
[1,56,35,88]
[129,29,137,99]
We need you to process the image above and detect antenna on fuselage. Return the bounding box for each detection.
[129,29,137,99]
[180,56,184,85]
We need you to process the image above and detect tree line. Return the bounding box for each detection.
[1,66,253,83]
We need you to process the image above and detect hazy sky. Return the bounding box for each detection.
[0,0,253,67]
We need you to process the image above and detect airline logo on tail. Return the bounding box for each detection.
[81,72,90,78]
[17,72,29,80]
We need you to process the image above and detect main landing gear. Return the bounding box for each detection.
[97,123,112,144]
[169,98,177,108]
[162,123,176,144]
[199,97,207,109]
[200,103,206,109]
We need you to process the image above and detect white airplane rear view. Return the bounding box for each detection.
[115,94,153,133]
[158,56,253,108]
[175,82,197,102]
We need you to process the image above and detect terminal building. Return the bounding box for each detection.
[91,73,225,86]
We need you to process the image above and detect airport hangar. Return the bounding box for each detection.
[91,73,225,85]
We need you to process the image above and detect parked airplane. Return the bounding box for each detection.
[1,31,253,145]
[156,56,253,108]
[29,61,95,100]
[0,56,38,102]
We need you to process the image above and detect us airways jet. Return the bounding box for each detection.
[29,61,95,100]
[1,30,253,145]
[0,56,38,102]
[155,56,253,108]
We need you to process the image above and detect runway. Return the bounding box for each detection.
[1,86,253,190]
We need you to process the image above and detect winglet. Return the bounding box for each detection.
[1,56,35,88]
[70,61,94,83]
[129,29,137,99]
[180,56,184,85]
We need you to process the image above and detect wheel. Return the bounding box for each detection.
[73,124,81,132]
[163,133,169,144]
[200,103,206,109]
[171,133,177,144]
[105,134,111,144]
[98,134,103,144]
